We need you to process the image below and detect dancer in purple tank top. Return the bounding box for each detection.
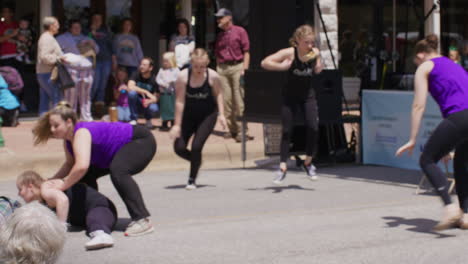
[32,101,157,237]
[396,34,468,230]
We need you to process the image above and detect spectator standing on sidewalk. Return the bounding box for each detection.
[214,8,252,143]
[113,18,143,77]
[57,19,99,121]
[36,16,62,115]
[0,6,19,68]
[127,57,159,128]
[170,48,227,190]
[156,52,179,130]
[33,101,157,237]
[87,13,114,118]
[168,18,195,70]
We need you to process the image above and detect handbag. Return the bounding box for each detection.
[55,62,75,90]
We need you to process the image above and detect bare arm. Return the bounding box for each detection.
[261,48,293,71]
[41,186,70,222]
[128,79,156,100]
[409,62,432,142]
[61,128,92,190]
[0,29,17,43]
[313,48,323,74]
[210,69,227,130]
[51,141,75,179]
[173,71,187,127]
[243,51,250,73]
[396,61,433,156]
[169,70,187,139]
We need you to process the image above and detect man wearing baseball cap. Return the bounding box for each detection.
[214,8,253,142]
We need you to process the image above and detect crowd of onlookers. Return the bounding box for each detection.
[0,5,254,143]
[0,5,200,132]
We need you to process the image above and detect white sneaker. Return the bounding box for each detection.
[273,170,287,185]
[85,230,114,250]
[303,163,318,181]
[185,183,197,190]
[129,120,137,125]
[124,218,154,237]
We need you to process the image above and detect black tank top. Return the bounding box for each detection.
[284,47,317,99]
[184,69,217,116]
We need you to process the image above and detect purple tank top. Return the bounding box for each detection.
[429,57,468,118]
[66,122,133,168]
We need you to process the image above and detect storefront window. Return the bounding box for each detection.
[63,0,90,27]
[441,0,468,70]
[338,0,425,90]
[106,0,133,32]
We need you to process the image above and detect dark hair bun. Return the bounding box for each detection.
[425,34,439,50]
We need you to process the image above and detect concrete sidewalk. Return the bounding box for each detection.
[0,119,267,181]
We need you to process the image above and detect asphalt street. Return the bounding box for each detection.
[1,165,467,264]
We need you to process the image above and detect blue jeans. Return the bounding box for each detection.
[117,106,131,122]
[91,60,112,103]
[36,73,61,115]
[127,90,159,120]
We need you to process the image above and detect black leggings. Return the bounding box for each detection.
[80,125,157,221]
[420,109,468,211]
[174,111,218,183]
[66,184,117,234]
[280,97,319,163]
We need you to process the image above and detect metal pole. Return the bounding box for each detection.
[392,0,396,72]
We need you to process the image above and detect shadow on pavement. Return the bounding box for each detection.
[246,185,314,194]
[67,217,131,233]
[114,218,132,232]
[165,184,216,190]
[382,216,456,238]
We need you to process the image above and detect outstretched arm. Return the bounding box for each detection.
[396,61,433,156]
[50,141,75,179]
[46,128,91,191]
[261,48,293,71]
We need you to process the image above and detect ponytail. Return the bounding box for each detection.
[32,101,77,145]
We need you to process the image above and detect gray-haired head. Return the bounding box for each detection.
[42,16,58,30]
[0,201,67,264]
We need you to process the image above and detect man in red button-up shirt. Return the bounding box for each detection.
[214,8,252,142]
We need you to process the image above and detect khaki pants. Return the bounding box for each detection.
[217,62,245,136]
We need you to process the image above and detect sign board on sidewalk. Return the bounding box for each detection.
[362,90,451,171]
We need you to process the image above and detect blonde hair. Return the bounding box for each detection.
[162,52,177,68]
[0,201,66,264]
[17,171,45,189]
[190,48,210,64]
[42,16,57,30]
[289,24,315,47]
[32,101,77,145]
[415,34,439,54]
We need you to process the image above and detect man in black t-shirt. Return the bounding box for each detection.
[128,57,160,128]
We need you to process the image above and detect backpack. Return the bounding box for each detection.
[0,196,21,226]
[0,66,24,96]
